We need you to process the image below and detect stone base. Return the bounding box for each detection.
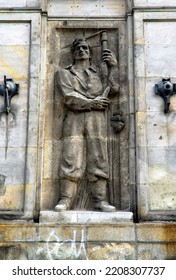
[39,210,133,224]
[0,221,176,259]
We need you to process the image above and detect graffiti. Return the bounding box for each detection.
[37,229,88,260]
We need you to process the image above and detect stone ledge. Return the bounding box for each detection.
[39,211,133,224]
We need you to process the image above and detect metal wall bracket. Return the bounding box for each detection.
[0,75,19,114]
[155,78,176,113]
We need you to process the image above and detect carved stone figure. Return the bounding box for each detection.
[55,37,120,212]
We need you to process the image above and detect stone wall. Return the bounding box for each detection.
[0,221,176,260]
[0,0,175,260]
[0,5,42,220]
[133,1,176,221]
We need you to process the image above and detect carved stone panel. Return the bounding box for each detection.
[42,20,130,212]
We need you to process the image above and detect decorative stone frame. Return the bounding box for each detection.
[0,10,42,220]
[134,10,176,221]
[41,19,131,214]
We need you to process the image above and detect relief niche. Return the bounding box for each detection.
[43,24,129,213]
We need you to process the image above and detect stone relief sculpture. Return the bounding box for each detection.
[54,32,124,212]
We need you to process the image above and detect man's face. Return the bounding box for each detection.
[73,41,90,61]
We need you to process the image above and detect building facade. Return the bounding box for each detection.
[0,0,176,259]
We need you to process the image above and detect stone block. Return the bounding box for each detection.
[134,45,145,77]
[148,183,176,211]
[144,21,176,77]
[145,78,164,112]
[27,111,39,147]
[41,179,59,210]
[0,184,24,210]
[146,112,169,147]
[6,112,27,148]
[29,45,40,78]
[145,21,176,46]
[38,224,86,243]
[43,140,61,179]
[137,145,148,171]
[88,243,136,260]
[137,223,176,242]
[88,224,135,242]
[0,148,25,185]
[36,241,88,260]
[138,243,176,260]
[0,23,30,46]
[26,0,41,8]
[145,45,176,78]
[0,223,37,242]
[0,0,40,9]
[0,46,29,80]
[134,0,176,7]
[0,243,22,260]
[148,147,176,181]
[25,148,38,184]
[23,184,36,213]
[0,174,6,196]
[43,101,54,140]
[135,77,146,112]
[39,211,133,225]
[28,77,39,112]
[167,113,176,145]
[47,0,126,17]
[0,111,30,149]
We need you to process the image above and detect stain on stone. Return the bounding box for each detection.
[159,135,163,140]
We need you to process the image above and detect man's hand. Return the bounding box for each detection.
[91,96,109,110]
[102,49,117,66]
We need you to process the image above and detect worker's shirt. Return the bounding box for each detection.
[55,64,103,111]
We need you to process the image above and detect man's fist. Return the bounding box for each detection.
[102,49,117,66]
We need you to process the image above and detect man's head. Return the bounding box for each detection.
[71,38,93,63]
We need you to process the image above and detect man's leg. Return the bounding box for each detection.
[90,179,116,212]
[55,179,77,211]
[86,111,116,212]
[55,111,84,211]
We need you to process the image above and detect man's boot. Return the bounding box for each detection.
[90,180,116,212]
[55,179,77,211]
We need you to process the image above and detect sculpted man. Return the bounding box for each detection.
[55,38,119,212]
